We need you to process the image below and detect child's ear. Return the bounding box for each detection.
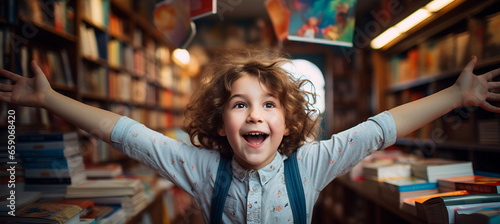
[284,127,290,136]
[218,126,226,136]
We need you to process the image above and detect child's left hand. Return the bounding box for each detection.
[453,56,500,113]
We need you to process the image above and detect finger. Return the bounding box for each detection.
[0,92,12,103]
[31,60,45,77]
[0,83,13,92]
[0,68,22,82]
[487,92,500,101]
[462,55,478,74]
[480,67,500,81]
[480,102,500,113]
[489,81,500,90]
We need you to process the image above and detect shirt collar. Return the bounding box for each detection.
[231,152,284,185]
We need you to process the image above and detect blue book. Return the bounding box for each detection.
[18,131,78,142]
[384,177,438,192]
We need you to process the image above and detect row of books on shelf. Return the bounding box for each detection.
[79,22,174,82]
[18,0,75,34]
[387,89,500,145]
[350,150,500,224]
[21,46,75,87]
[388,13,500,86]
[0,131,175,223]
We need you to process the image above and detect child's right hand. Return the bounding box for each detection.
[0,61,53,108]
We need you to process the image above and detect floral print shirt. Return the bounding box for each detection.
[110,111,397,223]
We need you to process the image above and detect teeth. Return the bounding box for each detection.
[246,133,265,136]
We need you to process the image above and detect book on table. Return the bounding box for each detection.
[401,190,469,216]
[411,158,473,182]
[2,201,83,224]
[381,176,438,206]
[65,179,144,198]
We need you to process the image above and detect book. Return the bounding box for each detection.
[65,179,144,198]
[411,158,473,182]
[18,131,78,142]
[419,194,500,224]
[401,190,469,216]
[52,199,95,217]
[14,202,83,224]
[437,175,476,192]
[381,177,438,206]
[455,176,500,194]
[456,206,500,224]
[362,162,411,179]
[85,163,123,179]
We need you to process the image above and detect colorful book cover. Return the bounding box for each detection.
[190,0,217,20]
[455,176,500,194]
[287,0,357,47]
[16,202,82,224]
[153,0,196,48]
[265,0,291,41]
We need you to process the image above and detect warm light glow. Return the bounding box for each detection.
[371,0,457,49]
[371,27,401,49]
[172,48,190,66]
[395,9,431,33]
[425,0,454,12]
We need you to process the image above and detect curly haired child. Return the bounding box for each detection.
[0,48,499,224]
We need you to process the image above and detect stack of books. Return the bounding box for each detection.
[411,158,473,182]
[417,194,500,224]
[381,177,438,207]
[362,162,412,195]
[65,179,148,219]
[17,131,87,199]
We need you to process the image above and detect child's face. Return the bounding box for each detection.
[218,75,289,170]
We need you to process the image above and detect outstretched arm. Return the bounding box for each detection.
[389,56,500,138]
[0,61,121,143]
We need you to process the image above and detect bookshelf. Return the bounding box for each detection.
[372,0,500,172]
[1,0,194,223]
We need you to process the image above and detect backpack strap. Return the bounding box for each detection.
[210,152,306,224]
[284,151,307,224]
[210,155,233,224]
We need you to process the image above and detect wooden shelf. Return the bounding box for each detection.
[382,0,498,55]
[18,15,77,45]
[334,175,426,224]
[387,55,500,93]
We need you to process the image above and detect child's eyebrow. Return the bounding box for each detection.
[228,93,277,101]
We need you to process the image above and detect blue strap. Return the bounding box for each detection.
[211,152,306,223]
[210,155,233,224]
[284,151,307,224]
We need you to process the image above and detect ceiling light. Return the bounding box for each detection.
[426,0,455,12]
[172,48,190,66]
[371,27,401,49]
[395,9,431,33]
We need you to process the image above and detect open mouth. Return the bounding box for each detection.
[242,132,269,146]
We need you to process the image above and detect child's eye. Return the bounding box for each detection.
[264,102,276,108]
[233,102,246,109]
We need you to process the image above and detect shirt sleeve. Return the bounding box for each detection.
[298,111,397,191]
[109,116,220,197]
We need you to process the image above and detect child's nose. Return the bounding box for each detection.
[247,107,263,123]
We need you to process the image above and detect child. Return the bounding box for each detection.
[0,49,499,223]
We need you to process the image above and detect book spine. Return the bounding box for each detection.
[399,183,438,192]
[455,183,500,193]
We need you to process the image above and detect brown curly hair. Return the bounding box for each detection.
[183,48,320,157]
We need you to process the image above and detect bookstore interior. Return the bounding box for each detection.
[0,0,499,223]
